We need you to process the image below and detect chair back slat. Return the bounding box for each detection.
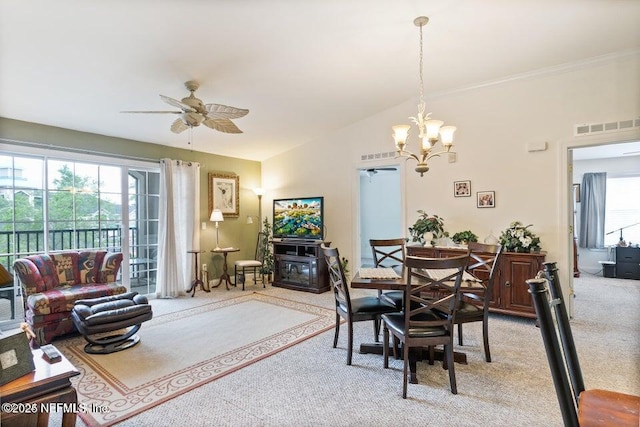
[527,277,580,427]
[322,246,351,313]
[370,238,405,268]
[405,255,469,332]
[542,262,585,400]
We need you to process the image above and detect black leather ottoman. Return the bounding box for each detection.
[71,292,153,354]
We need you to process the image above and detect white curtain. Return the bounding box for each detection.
[157,159,200,297]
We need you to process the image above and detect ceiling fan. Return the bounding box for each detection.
[360,167,398,181]
[121,80,249,134]
[362,167,398,177]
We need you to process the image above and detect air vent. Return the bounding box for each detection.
[574,118,640,136]
[360,151,396,162]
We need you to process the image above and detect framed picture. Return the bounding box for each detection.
[0,329,35,386]
[573,183,581,203]
[454,180,471,197]
[477,191,495,208]
[208,173,239,217]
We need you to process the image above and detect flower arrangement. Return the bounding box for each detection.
[451,230,478,245]
[499,221,541,253]
[409,210,447,245]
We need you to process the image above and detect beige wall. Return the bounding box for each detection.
[263,53,640,292]
[0,118,262,269]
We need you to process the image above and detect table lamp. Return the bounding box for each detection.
[210,209,224,250]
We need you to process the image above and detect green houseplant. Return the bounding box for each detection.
[499,221,541,253]
[259,218,274,279]
[408,210,446,245]
[451,230,478,245]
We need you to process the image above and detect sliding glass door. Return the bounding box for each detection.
[0,150,159,324]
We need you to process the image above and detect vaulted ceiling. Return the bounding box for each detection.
[1,1,639,161]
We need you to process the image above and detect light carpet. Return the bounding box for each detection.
[55,292,336,426]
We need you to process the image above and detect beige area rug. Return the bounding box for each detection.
[55,292,336,426]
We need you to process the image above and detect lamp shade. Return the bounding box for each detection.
[246,216,254,224]
[210,209,224,222]
[253,188,266,197]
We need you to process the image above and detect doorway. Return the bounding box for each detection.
[358,166,402,267]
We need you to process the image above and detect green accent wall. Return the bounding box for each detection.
[0,117,262,276]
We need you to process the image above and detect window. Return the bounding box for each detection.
[604,175,640,246]
[0,148,159,323]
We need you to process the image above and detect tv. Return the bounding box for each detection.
[273,196,324,240]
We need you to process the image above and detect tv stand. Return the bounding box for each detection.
[272,239,330,293]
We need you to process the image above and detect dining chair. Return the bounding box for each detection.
[382,254,469,397]
[234,232,266,290]
[369,238,405,310]
[321,246,398,366]
[527,262,639,427]
[449,242,502,362]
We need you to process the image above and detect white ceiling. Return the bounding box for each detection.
[1,1,639,161]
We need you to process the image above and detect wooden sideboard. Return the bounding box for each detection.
[407,246,546,318]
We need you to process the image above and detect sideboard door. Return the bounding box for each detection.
[501,252,545,316]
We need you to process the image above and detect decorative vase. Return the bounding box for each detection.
[423,232,434,246]
[484,230,499,245]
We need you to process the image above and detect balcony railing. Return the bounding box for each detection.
[0,227,143,268]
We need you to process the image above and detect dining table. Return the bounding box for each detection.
[350,266,473,384]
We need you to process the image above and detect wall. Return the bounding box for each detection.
[263,53,640,294]
[573,155,640,274]
[0,118,262,271]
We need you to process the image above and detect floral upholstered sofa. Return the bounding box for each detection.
[13,250,126,345]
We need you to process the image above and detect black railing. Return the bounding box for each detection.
[0,227,138,269]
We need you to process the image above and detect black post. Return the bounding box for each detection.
[527,278,579,427]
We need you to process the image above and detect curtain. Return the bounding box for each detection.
[156,159,200,297]
[579,172,606,249]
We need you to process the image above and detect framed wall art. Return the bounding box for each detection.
[208,172,240,217]
[477,191,495,208]
[0,329,35,386]
[454,180,471,197]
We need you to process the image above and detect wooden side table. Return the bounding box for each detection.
[1,347,80,427]
[186,250,207,297]
[210,248,240,290]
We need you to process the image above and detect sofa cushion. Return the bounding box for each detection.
[77,250,106,284]
[26,283,127,316]
[26,255,59,292]
[99,252,123,283]
[50,252,80,286]
[13,258,48,294]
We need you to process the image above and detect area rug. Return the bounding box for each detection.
[55,292,336,426]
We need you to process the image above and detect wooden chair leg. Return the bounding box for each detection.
[446,343,457,394]
[374,318,381,342]
[402,342,409,399]
[333,313,340,348]
[458,322,464,345]
[383,326,390,368]
[483,318,491,362]
[347,320,354,366]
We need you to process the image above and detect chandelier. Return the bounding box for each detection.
[393,16,456,177]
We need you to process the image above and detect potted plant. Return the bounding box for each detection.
[408,210,447,245]
[260,218,274,280]
[451,230,478,245]
[499,221,541,253]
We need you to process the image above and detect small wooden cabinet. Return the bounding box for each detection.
[272,239,330,293]
[407,246,546,318]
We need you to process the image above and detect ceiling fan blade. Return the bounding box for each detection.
[160,95,195,112]
[205,103,249,119]
[170,118,189,134]
[203,118,243,134]
[120,110,182,114]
